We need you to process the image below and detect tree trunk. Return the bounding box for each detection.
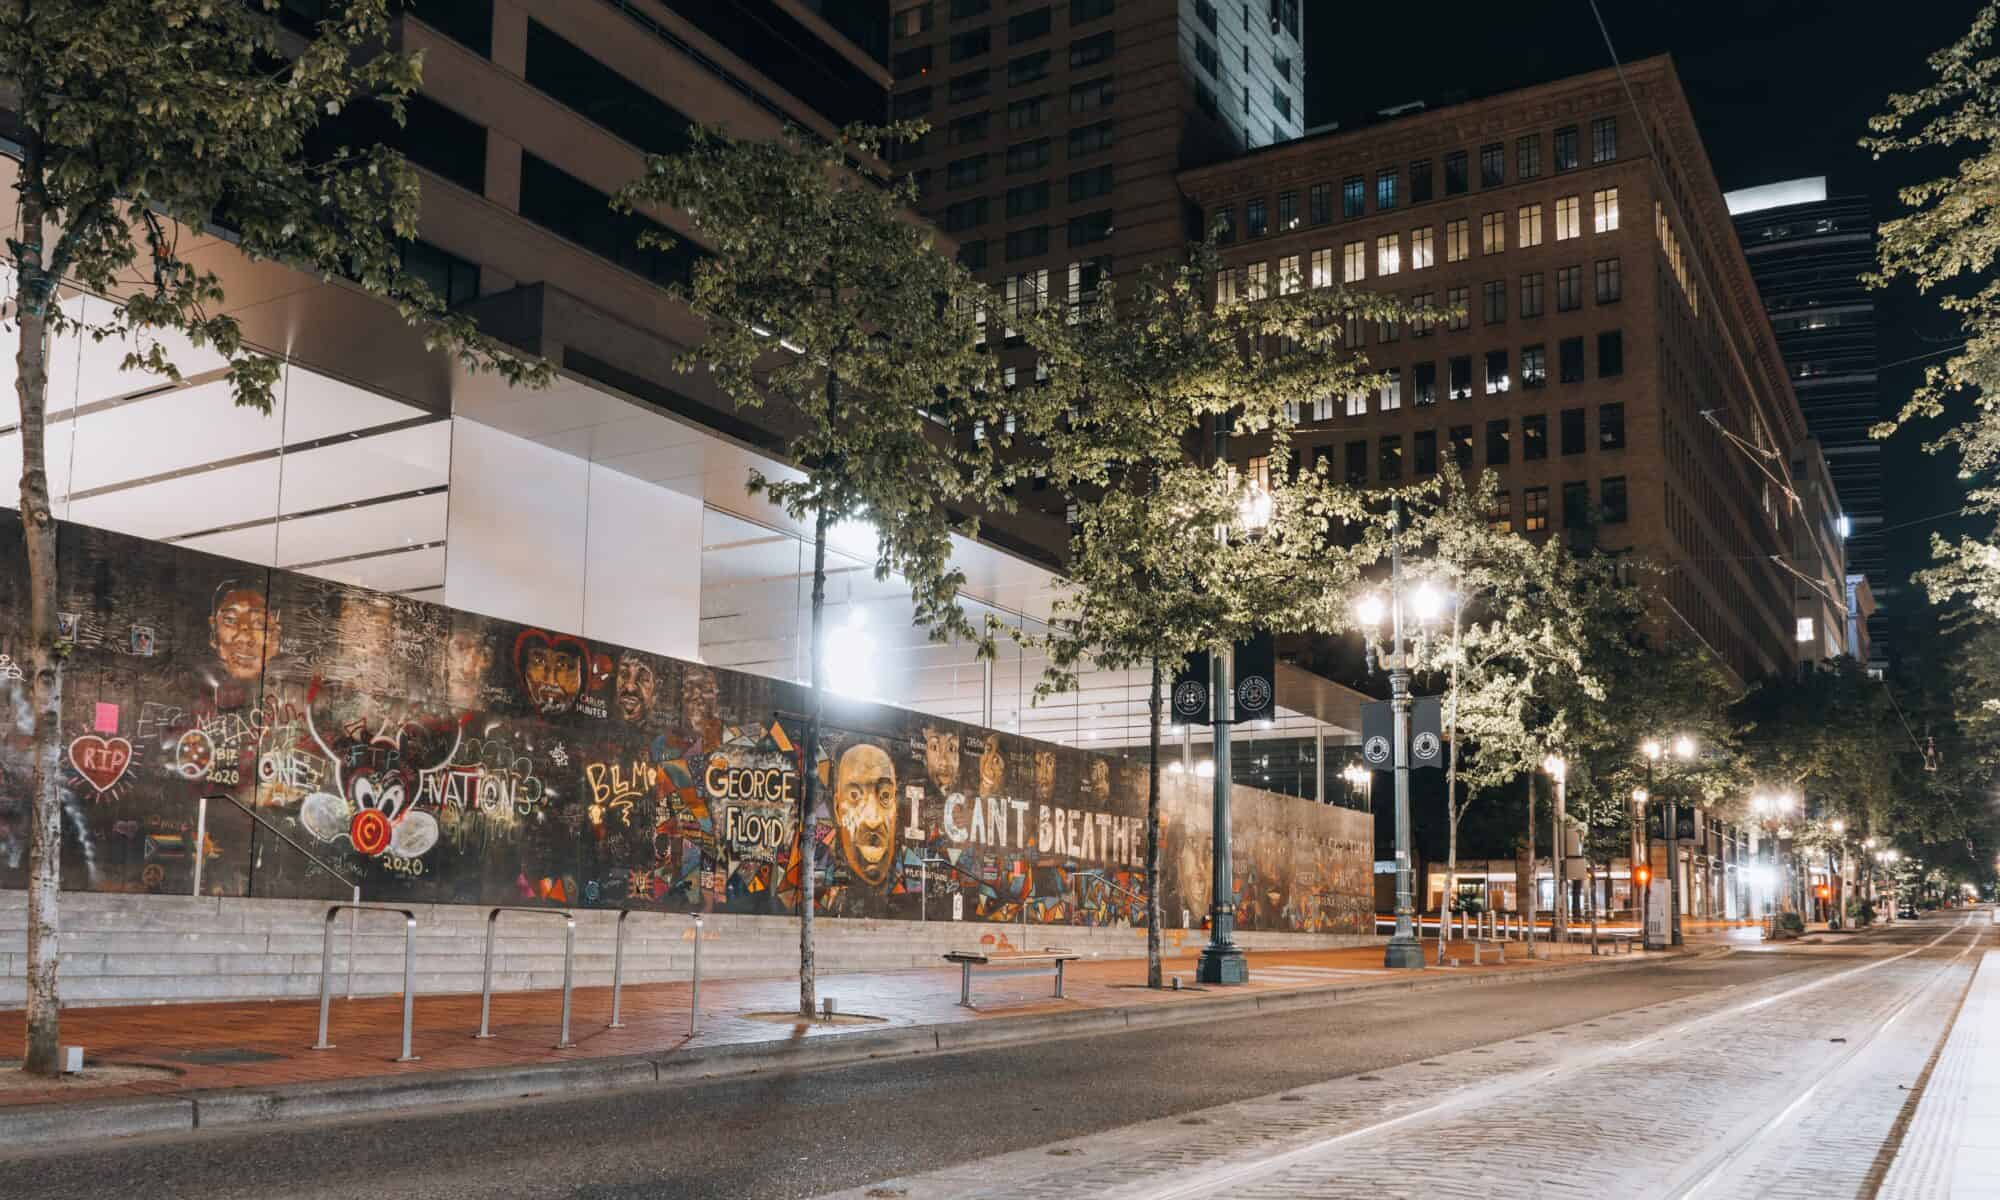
[14,149,65,1076]
[799,503,828,1019]
[1145,658,1163,988]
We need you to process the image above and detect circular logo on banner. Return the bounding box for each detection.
[1237,674,1272,714]
[1363,735,1391,765]
[1173,680,1209,719]
[1413,732,1441,761]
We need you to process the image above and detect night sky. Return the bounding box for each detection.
[1306,1,1985,632]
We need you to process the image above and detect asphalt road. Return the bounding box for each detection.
[0,923,1949,1200]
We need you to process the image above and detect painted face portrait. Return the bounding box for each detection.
[1033,751,1056,802]
[1088,759,1112,805]
[514,631,586,715]
[445,629,492,708]
[614,652,657,725]
[681,665,722,751]
[979,737,1006,795]
[833,743,898,888]
[210,585,279,683]
[922,727,960,792]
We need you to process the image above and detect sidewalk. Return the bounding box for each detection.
[0,933,1678,1145]
[1881,936,2000,1198]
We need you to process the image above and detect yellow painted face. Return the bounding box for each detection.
[980,738,1006,794]
[833,744,898,887]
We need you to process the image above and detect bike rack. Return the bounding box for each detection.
[312,903,419,1062]
[476,906,577,1048]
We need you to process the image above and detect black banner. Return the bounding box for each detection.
[1359,695,1446,770]
[1647,804,1698,842]
[1361,700,1392,768]
[1412,696,1444,770]
[1234,631,1276,722]
[1171,650,1211,725]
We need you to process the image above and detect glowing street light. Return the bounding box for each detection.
[1637,733,1697,948]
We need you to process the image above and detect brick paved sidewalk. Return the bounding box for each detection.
[0,934,1643,1113]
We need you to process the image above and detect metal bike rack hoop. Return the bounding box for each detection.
[476,906,578,1049]
[313,903,420,1063]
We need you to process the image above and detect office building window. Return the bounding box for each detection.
[1446,286,1469,332]
[1311,247,1333,288]
[1005,224,1049,258]
[1009,6,1051,41]
[1248,197,1268,237]
[1067,255,1110,317]
[1195,36,1219,76]
[1482,279,1506,323]
[1377,169,1398,210]
[950,27,990,61]
[1480,211,1506,255]
[1556,195,1581,240]
[1445,149,1468,195]
[949,69,990,102]
[944,197,989,231]
[950,112,992,144]
[1009,93,1050,128]
[1343,314,1366,348]
[1345,384,1369,415]
[1412,292,1435,336]
[895,87,932,119]
[1563,481,1591,529]
[1067,208,1114,246]
[1561,406,1586,454]
[1480,142,1504,188]
[1411,225,1435,269]
[1007,137,1051,172]
[1006,180,1050,217]
[1214,205,1234,243]
[1310,182,1332,224]
[1069,31,1114,68]
[1446,218,1470,263]
[1278,253,1301,295]
[1415,429,1438,475]
[1451,424,1475,468]
[1518,202,1543,247]
[1591,115,1617,163]
[1594,189,1620,236]
[1487,418,1511,465]
[1377,233,1401,275]
[1518,132,1543,179]
[1068,164,1114,203]
[1521,271,1544,318]
[1598,329,1624,377]
[1194,0,1217,29]
[1278,190,1299,231]
[1522,343,1546,388]
[895,44,934,79]
[1380,435,1404,481]
[957,239,987,270]
[1414,361,1437,405]
[1601,475,1628,523]
[1245,261,1269,300]
[1410,158,1433,203]
[1485,348,1510,394]
[1380,367,1402,410]
[1449,354,1473,400]
[1343,240,1366,282]
[1554,125,1579,171]
[1215,265,1239,303]
[1378,313,1402,343]
[896,4,934,38]
[1600,402,1626,450]
[1069,75,1113,112]
[1311,393,1336,422]
[1559,336,1584,382]
[1557,265,1582,312]
[1008,49,1050,84]
[1488,489,1514,531]
[952,0,990,16]
[1523,486,1549,531]
[1343,175,1365,217]
[1522,413,1548,460]
[948,154,989,188]
[1595,257,1622,303]
[1071,0,1114,19]
[1345,440,1369,485]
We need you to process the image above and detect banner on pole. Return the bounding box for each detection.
[1359,695,1447,770]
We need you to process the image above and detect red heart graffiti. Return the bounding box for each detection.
[69,735,134,794]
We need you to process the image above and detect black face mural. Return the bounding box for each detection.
[0,521,1373,931]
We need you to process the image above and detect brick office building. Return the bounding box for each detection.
[1180,57,1836,686]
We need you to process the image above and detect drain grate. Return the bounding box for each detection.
[174,1047,285,1066]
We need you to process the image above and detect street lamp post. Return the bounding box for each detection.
[1545,755,1568,944]
[1640,736,1696,948]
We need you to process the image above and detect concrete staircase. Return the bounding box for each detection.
[0,892,1379,1008]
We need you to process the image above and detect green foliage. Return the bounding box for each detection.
[615,121,1011,652]
[2,0,547,404]
[1737,660,1908,835]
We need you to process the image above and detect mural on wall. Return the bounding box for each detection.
[0,521,1372,933]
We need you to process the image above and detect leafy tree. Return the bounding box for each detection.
[1026,245,1401,986]
[615,122,1012,1017]
[1,0,546,1075]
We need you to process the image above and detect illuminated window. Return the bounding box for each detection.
[1245,260,1269,300]
[1312,393,1335,421]
[1556,196,1581,241]
[1518,202,1543,247]
[1216,266,1240,303]
[1445,218,1469,263]
[1311,247,1333,288]
[1480,211,1505,255]
[1522,343,1546,387]
[1380,366,1402,410]
[1278,254,1300,294]
[1376,233,1401,275]
[1411,225,1434,269]
[1488,489,1513,531]
[1523,485,1548,531]
[1593,187,1620,233]
[1346,389,1368,416]
[1484,349,1509,394]
[1344,240,1366,282]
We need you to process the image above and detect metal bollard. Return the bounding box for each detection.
[608,910,633,1030]
[690,914,704,1038]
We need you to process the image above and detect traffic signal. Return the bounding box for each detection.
[1636,866,1651,887]
[1816,884,1832,902]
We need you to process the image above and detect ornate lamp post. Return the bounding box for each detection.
[1543,754,1568,943]
[1354,504,1450,971]
[1640,735,1697,948]
[1751,789,1798,918]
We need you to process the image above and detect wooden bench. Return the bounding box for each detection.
[943,949,1081,1009]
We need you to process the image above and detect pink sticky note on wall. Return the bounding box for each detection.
[93,703,119,734]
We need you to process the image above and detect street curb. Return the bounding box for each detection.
[0,945,1719,1150]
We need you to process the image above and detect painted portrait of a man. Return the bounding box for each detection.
[921,726,960,792]
[210,582,280,684]
[1033,750,1056,803]
[681,664,722,752]
[514,630,586,716]
[832,743,898,888]
[978,736,1006,795]
[444,627,493,709]
[614,651,657,726]
[1088,758,1112,805]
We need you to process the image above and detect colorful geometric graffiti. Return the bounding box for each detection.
[0,520,1372,932]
